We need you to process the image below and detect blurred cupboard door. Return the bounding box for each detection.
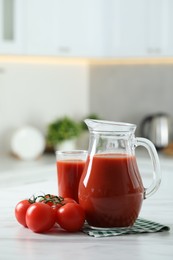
[105,0,168,57]
[145,0,168,56]
[26,0,105,57]
[0,0,25,54]
[53,0,105,57]
[162,0,173,56]
[104,0,148,57]
[26,0,56,55]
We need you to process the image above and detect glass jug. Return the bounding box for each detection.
[78,119,161,229]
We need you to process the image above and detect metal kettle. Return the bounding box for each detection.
[140,113,172,149]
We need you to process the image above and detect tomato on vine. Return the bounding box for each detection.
[15,193,85,233]
[15,199,32,227]
[26,202,56,233]
[56,203,85,232]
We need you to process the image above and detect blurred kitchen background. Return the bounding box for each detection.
[1,0,173,163]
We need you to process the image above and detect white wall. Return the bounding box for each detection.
[0,61,89,152]
[89,64,173,135]
[1,60,173,153]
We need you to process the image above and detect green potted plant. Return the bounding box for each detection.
[46,116,81,151]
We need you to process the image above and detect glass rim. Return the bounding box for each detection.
[84,119,136,133]
[55,150,88,156]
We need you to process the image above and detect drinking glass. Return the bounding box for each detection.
[56,150,87,202]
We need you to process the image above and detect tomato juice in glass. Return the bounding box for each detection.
[78,153,144,228]
[56,150,87,202]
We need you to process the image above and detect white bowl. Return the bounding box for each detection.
[10,126,46,160]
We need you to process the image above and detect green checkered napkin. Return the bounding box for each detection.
[82,218,170,238]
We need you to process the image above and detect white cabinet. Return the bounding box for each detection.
[105,0,170,57]
[53,0,105,57]
[1,0,173,57]
[0,0,25,54]
[25,0,105,57]
[25,0,56,55]
[144,0,168,56]
[162,0,173,56]
[104,0,148,57]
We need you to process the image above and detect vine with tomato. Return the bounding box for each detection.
[15,193,85,233]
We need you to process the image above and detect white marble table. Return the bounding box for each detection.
[0,154,173,260]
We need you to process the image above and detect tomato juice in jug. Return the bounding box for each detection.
[79,153,144,228]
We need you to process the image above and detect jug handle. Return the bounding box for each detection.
[135,137,161,199]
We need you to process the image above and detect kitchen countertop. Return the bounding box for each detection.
[0,152,173,260]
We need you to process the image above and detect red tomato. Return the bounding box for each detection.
[15,199,31,227]
[26,202,56,233]
[56,203,85,232]
[51,203,62,215]
[62,197,77,205]
[51,198,75,218]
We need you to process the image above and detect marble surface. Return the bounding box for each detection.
[0,153,173,260]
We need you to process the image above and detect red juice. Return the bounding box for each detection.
[57,159,85,202]
[78,154,144,228]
